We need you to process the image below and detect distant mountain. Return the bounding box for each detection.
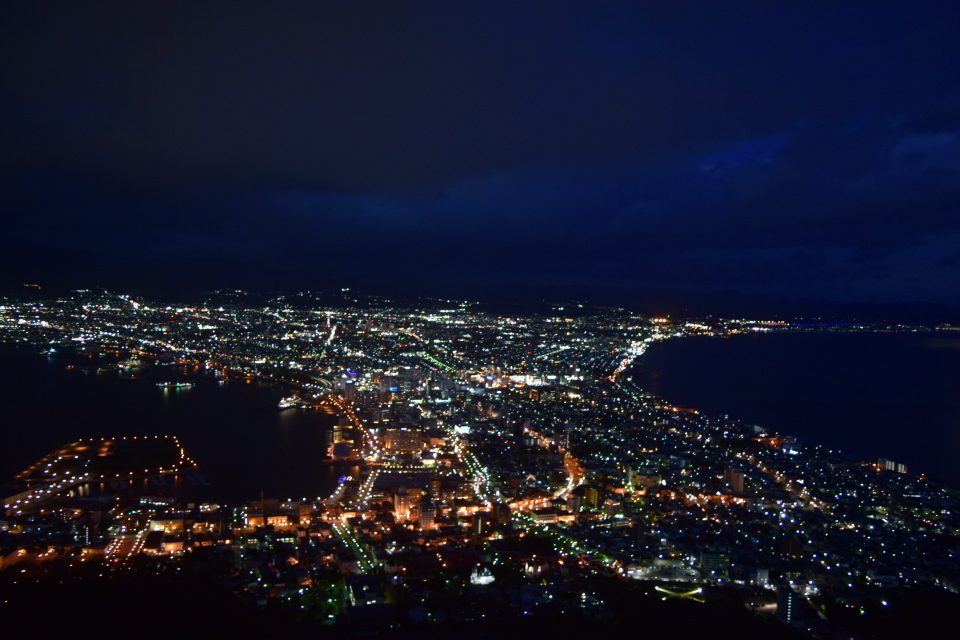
[3,240,958,324]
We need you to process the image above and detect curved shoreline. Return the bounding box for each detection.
[625,328,960,484]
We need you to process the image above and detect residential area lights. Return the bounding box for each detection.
[0,289,955,632]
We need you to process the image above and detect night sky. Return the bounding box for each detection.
[3,2,960,307]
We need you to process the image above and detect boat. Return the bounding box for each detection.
[278,395,300,409]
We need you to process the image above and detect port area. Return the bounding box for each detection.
[3,436,198,515]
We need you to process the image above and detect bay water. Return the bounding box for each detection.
[632,330,960,484]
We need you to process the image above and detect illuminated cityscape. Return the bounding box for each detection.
[2,288,958,636]
[5,2,960,636]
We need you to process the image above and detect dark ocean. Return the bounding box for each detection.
[633,330,960,484]
[0,345,347,505]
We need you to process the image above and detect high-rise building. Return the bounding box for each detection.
[385,428,424,453]
[584,485,603,510]
[877,458,908,474]
[429,476,443,501]
[749,568,770,588]
[394,488,412,519]
[418,501,435,530]
[492,501,511,525]
[700,551,730,580]
[724,467,745,493]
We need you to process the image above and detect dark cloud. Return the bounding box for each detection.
[2,1,960,305]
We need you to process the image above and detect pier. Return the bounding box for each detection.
[3,436,199,515]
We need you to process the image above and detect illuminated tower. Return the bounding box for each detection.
[394,487,412,520]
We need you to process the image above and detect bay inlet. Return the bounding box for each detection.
[632,330,960,485]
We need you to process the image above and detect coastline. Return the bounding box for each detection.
[628,328,960,485]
